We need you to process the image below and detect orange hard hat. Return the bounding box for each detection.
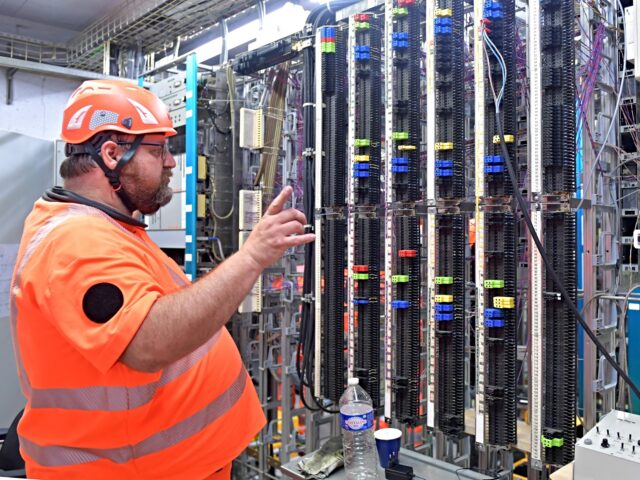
[61,79,177,144]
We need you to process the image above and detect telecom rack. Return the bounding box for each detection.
[315,25,348,403]
[384,0,423,425]
[475,0,518,450]
[347,12,383,407]
[426,0,466,438]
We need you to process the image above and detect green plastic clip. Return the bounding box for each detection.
[435,276,454,285]
[354,139,371,147]
[355,22,370,30]
[392,132,409,140]
[540,435,564,448]
[392,275,410,283]
[393,7,408,16]
[484,279,505,289]
[353,273,369,280]
[321,42,336,54]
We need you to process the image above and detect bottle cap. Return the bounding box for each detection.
[348,378,359,386]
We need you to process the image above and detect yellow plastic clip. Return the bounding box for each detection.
[435,8,452,17]
[435,294,454,303]
[493,134,515,144]
[435,142,454,151]
[493,296,515,309]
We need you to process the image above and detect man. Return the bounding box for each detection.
[10,79,314,479]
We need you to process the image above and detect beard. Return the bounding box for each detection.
[121,168,173,215]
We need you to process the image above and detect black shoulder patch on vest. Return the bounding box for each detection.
[82,283,124,324]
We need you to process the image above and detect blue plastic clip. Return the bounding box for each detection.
[391,300,411,309]
[352,298,370,305]
[392,39,409,49]
[485,308,505,319]
[484,155,504,165]
[483,1,503,19]
[435,168,453,177]
[434,17,453,35]
[435,160,454,168]
[392,157,409,165]
[434,303,454,313]
[322,27,336,38]
[353,163,370,171]
[484,319,506,328]
[484,165,505,174]
[353,171,370,178]
[392,165,409,173]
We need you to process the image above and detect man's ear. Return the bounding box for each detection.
[100,140,119,170]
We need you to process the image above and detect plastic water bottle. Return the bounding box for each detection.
[339,378,378,479]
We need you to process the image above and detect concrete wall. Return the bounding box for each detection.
[0,67,81,140]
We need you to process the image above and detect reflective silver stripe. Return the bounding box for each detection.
[30,331,220,411]
[12,203,214,412]
[20,368,248,467]
[11,204,104,397]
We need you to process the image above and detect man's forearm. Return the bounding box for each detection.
[121,250,262,372]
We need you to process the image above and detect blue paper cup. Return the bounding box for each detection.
[374,428,402,468]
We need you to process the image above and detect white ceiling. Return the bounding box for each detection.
[0,0,129,44]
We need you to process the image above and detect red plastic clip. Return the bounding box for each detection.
[398,250,417,258]
[353,265,369,273]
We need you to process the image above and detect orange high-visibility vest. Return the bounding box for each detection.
[10,199,265,479]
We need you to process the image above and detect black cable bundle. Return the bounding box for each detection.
[540,0,575,194]
[297,0,360,414]
[484,0,516,198]
[407,4,421,201]
[355,16,382,206]
[390,3,420,202]
[434,214,465,435]
[541,213,577,464]
[320,25,348,403]
[451,0,465,198]
[323,217,346,403]
[560,0,576,193]
[483,213,517,446]
[433,0,464,200]
[539,0,577,465]
[393,215,421,424]
[479,0,518,447]
[354,217,381,406]
[322,29,347,207]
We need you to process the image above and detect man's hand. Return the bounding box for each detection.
[241,186,315,270]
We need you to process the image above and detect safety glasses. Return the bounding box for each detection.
[117,140,172,161]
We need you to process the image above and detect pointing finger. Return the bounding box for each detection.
[266,186,293,216]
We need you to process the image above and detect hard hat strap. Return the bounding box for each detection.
[82,135,144,213]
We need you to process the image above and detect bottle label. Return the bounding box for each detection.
[340,410,374,431]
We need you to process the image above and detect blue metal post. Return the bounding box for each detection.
[629,289,640,414]
[576,99,585,415]
[185,54,198,280]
